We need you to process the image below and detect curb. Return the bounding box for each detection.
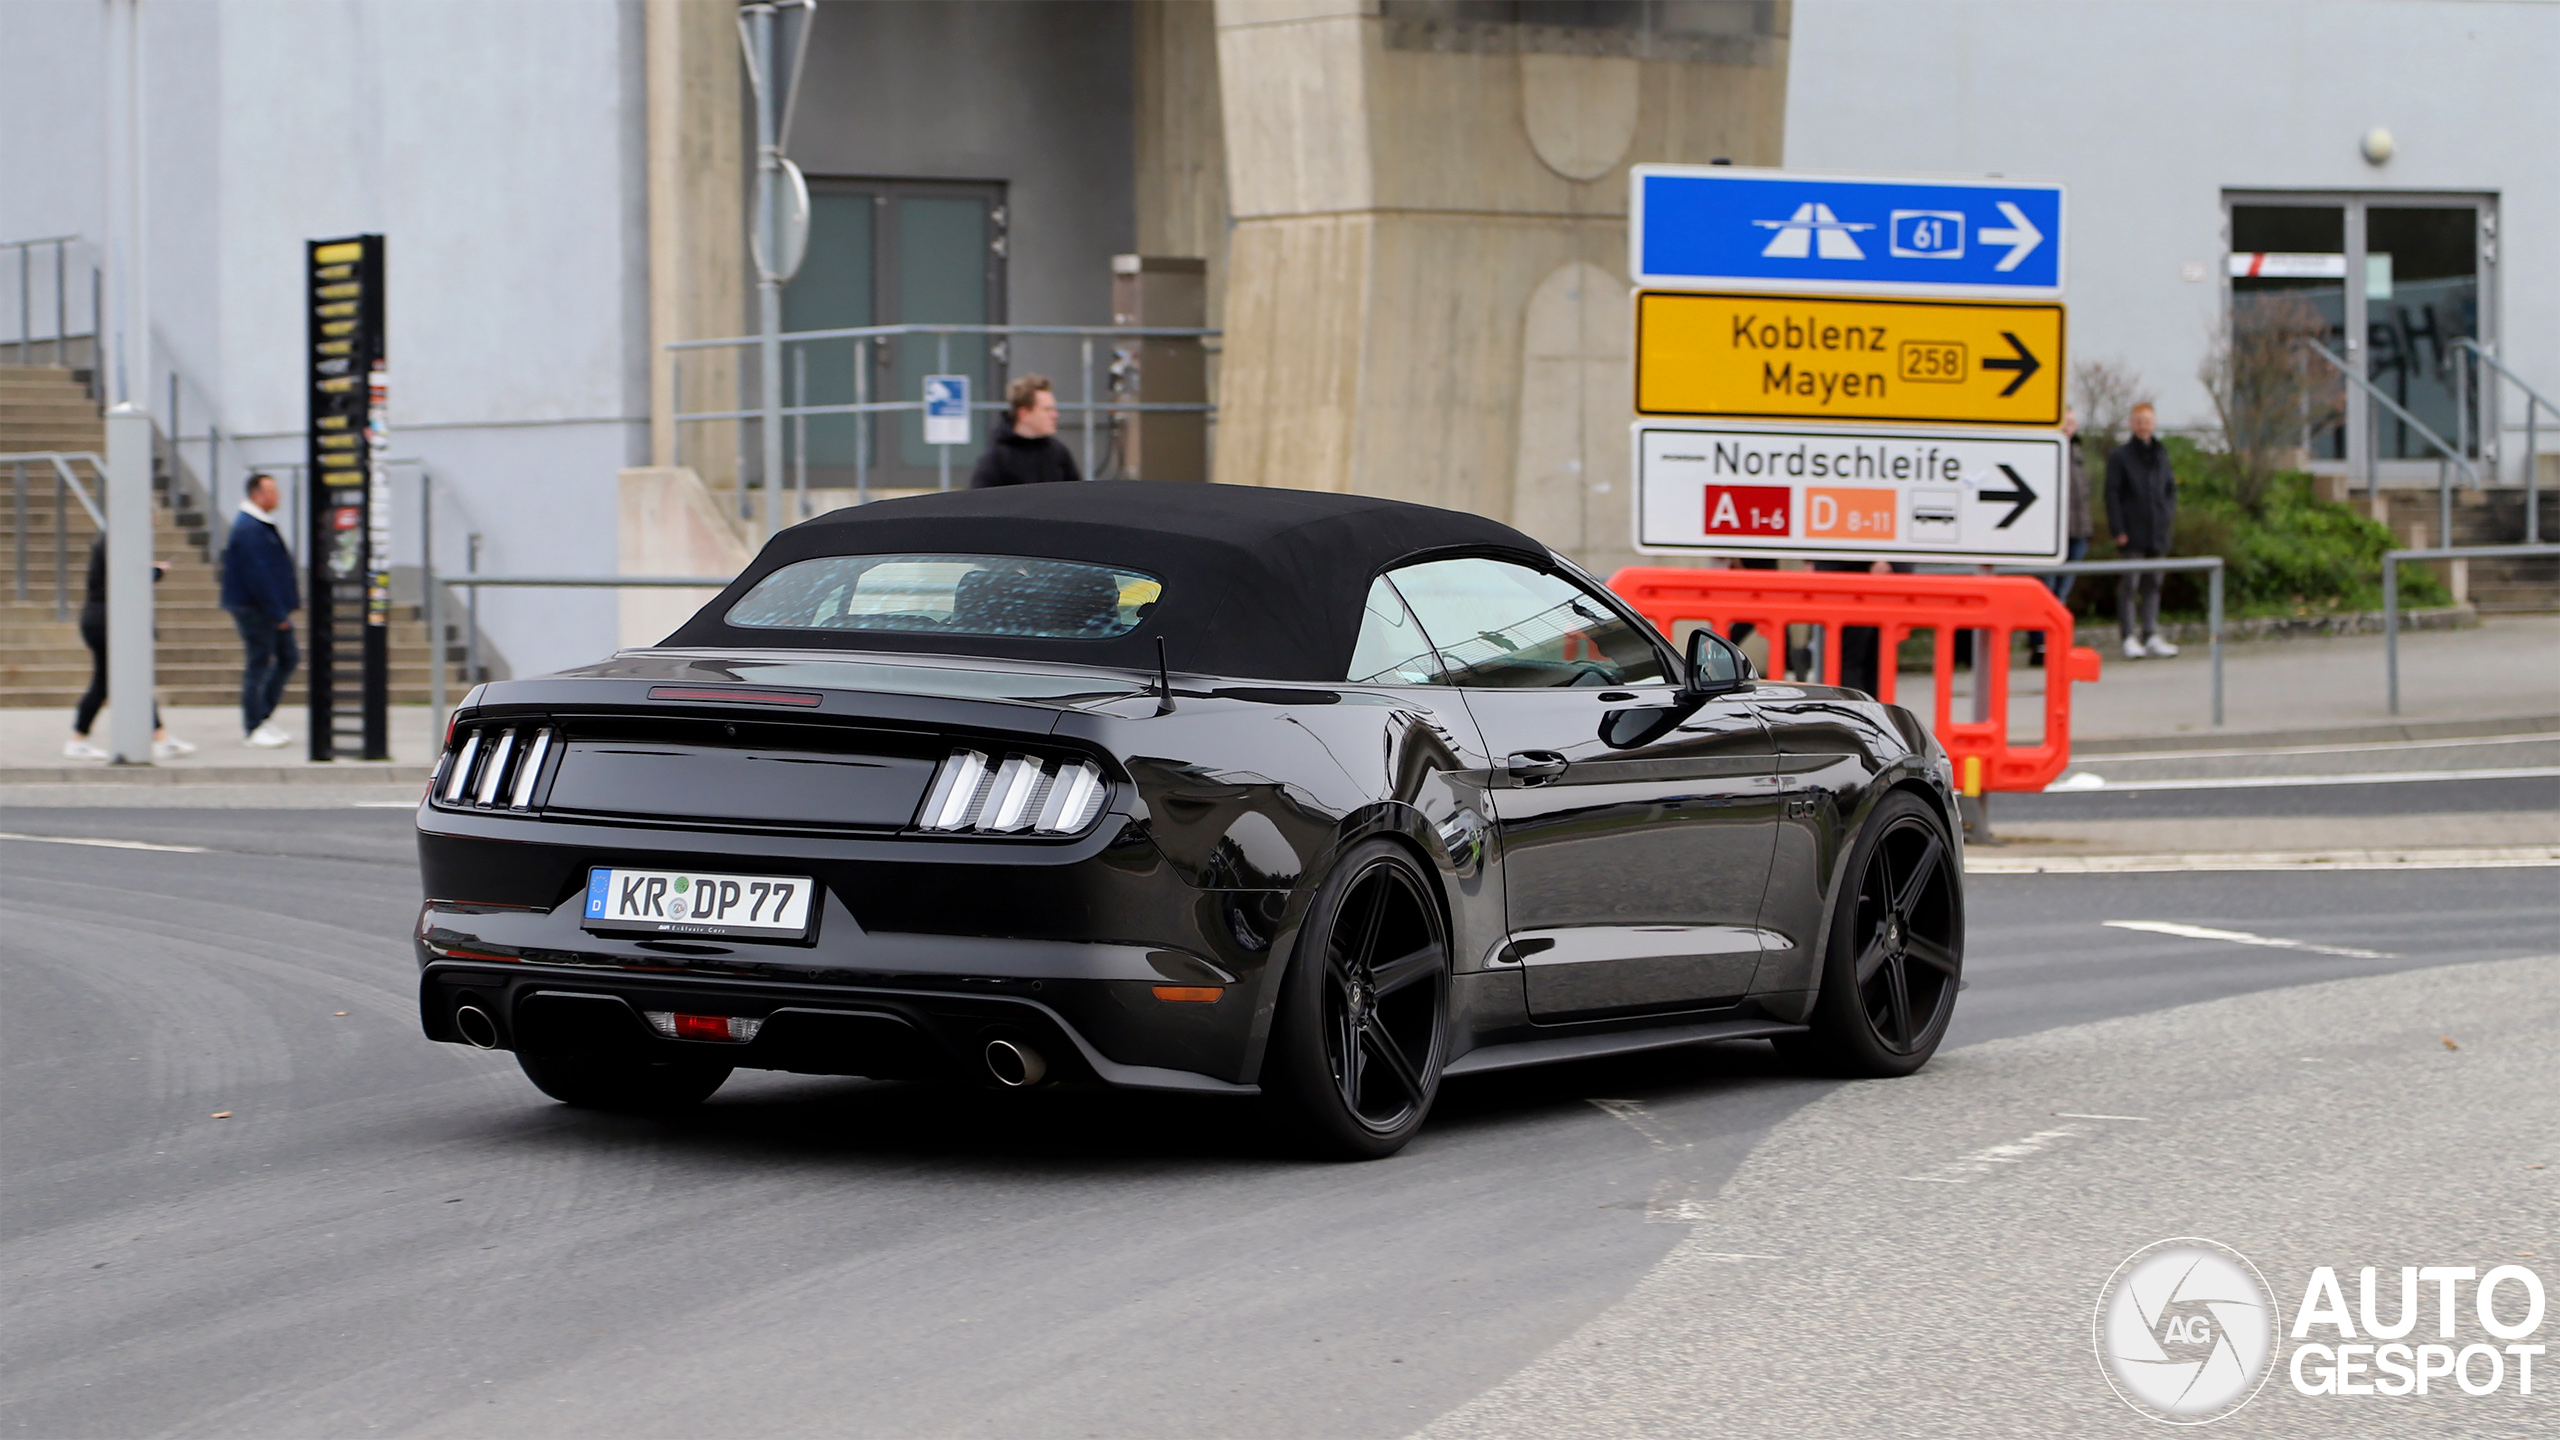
[0,764,432,786]
[2072,713,2559,757]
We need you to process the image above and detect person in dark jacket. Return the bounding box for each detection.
[2104,402,2179,659]
[969,374,1083,488]
[64,537,187,760]
[220,472,301,747]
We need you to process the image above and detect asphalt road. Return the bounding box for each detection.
[2,793,2552,1439]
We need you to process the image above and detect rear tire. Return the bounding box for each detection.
[1261,840,1450,1160]
[517,1051,732,1112]
[1795,790,1964,1078]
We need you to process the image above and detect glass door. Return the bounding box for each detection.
[2229,202,2348,461]
[784,178,1007,491]
[2364,205,2482,460]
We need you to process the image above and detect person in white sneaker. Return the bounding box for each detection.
[65,535,191,759]
[220,472,302,749]
[2104,402,2179,660]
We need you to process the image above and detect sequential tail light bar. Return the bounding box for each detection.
[916,749,1110,835]
[436,725,558,812]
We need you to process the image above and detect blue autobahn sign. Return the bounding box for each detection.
[1633,166,2066,298]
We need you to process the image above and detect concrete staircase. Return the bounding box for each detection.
[1,365,466,710]
[2370,485,2560,614]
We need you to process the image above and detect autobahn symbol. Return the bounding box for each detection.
[1632,166,2065,298]
[1635,292,2065,426]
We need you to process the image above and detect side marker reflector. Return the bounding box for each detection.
[1151,986,1223,1003]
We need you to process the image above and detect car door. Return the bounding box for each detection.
[1383,556,1780,1021]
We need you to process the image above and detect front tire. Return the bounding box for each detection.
[517,1051,732,1112]
[1262,840,1450,1160]
[1793,790,1963,1077]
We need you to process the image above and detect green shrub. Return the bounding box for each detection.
[2072,435,2446,620]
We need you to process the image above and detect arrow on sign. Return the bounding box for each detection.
[1980,464,2038,529]
[1980,331,2042,397]
[1980,201,2044,272]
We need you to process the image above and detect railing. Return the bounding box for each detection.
[2,237,100,368]
[3,451,110,619]
[2383,543,2560,715]
[1995,556,2227,727]
[2306,340,2481,553]
[2452,339,2551,544]
[666,321,1218,524]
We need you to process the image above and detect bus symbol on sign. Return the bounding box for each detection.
[1890,211,1966,259]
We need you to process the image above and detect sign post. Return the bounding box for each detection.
[1629,166,2067,569]
[305,234,390,761]
[924,373,970,490]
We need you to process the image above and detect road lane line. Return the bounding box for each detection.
[0,830,209,854]
[1968,846,2560,874]
[2102,919,2395,959]
[2078,731,2557,764]
[2053,1112,2150,1122]
[2044,764,2559,793]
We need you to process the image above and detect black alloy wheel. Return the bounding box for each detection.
[1265,839,1450,1159]
[1794,790,1963,1076]
[517,1051,734,1112]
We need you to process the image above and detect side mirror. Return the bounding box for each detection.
[1680,628,1754,700]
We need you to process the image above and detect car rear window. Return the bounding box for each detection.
[726,554,1163,639]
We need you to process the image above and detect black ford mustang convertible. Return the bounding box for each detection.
[415,482,1963,1157]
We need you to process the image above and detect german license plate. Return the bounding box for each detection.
[582,866,816,939]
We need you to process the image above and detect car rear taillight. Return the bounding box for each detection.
[436,724,557,812]
[644,1011,762,1043]
[916,749,1109,835]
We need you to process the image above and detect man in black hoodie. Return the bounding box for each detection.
[970,374,1083,488]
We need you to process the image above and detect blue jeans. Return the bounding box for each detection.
[2046,536,2090,602]
[232,610,299,734]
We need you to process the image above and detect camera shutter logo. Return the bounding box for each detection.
[2095,1238,2280,1423]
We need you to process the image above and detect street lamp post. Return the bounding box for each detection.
[739,0,814,552]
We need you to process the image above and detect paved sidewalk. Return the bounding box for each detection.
[1,703,439,783]
[2048,612,2560,741]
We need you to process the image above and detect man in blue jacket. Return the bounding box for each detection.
[220,472,300,747]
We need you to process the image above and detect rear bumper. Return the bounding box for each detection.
[420,958,1257,1094]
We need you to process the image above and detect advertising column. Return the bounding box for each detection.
[304,235,390,761]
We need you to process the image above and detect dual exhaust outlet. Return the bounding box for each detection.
[457,1000,1046,1088]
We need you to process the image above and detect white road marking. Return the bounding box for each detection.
[1588,1098,1685,1153]
[2053,1112,2150,1122]
[2102,919,2396,959]
[0,830,208,854]
[1903,1125,2088,1185]
[2078,731,2556,764]
[1968,846,2560,874]
[2042,764,2558,793]
[350,800,419,808]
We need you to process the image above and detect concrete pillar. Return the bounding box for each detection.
[646,0,749,488]
[104,405,156,764]
[1208,0,1788,573]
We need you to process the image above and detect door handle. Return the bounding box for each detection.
[1506,751,1569,785]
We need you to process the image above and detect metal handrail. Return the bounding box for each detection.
[2306,340,2481,560]
[3,451,108,620]
[2451,338,2548,543]
[439,574,736,588]
[2382,542,2560,715]
[1995,555,2226,727]
[0,452,108,527]
[4,237,98,366]
[667,321,1218,351]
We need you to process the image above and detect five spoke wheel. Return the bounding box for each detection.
[1794,791,1963,1076]
[1267,840,1450,1158]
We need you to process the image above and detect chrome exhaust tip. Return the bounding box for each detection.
[984,1038,1046,1088]
[454,1004,501,1050]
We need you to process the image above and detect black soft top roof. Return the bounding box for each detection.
[658,481,1552,682]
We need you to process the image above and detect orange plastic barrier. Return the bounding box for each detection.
[1608,566,2103,795]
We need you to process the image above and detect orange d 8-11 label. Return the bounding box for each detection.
[1636,291,2065,427]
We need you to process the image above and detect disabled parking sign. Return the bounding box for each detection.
[923,374,971,446]
[1633,166,2066,298]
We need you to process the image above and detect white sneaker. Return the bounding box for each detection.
[153,737,198,759]
[2122,636,2145,660]
[246,724,293,749]
[2145,635,2181,658]
[64,738,108,760]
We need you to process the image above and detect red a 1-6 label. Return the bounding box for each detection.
[1702,483,1792,536]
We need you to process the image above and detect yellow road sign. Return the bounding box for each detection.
[1636,291,2065,426]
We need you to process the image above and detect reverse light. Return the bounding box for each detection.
[644,1011,763,1043]
[916,749,1109,835]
